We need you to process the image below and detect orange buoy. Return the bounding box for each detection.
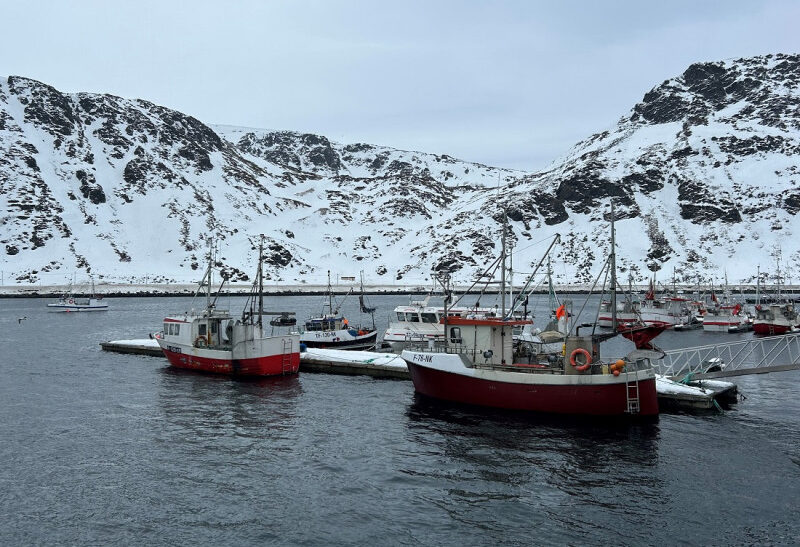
[613,369,621,376]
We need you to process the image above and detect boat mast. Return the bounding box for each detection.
[548,256,555,311]
[610,202,617,330]
[673,267,677,297]
[258,239,264,327]
[327,270,333,316]
[508,240,514,316]
[756,265,761,307]
[206,242,213,312]
[501,209,507,320]
[438,272,450,352]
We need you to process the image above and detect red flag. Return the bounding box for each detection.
[556,304,566,320]
[711,292,718,303]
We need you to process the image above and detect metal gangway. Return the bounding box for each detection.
[656,332,800,379]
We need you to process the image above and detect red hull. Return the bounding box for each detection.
[161,347,299,376]
[753,323,795,336]
[407,363,658,416]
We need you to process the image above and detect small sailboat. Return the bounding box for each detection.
[47,277,108,312]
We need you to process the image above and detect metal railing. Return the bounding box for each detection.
[656,332,800,378]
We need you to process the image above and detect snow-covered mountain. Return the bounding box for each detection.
[1,53,798,287]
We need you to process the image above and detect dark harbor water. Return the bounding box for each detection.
[2,294,799,546]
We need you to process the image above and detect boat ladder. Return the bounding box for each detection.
[281,338,294,375]
[625,370,640,414]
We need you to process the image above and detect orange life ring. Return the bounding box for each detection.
[570,348,592,371]
[195,336,207,347]
[68,299,75,304]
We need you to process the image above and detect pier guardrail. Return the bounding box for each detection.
[656,332,800,379]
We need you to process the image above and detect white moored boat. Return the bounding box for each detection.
[47,279,108,312]
[299,271,378,350]
[382,296,499,352]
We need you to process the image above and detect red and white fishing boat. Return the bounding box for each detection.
[751,261,800,336]
[156,242,300,376]
[752,303,799,336]
[401,207,659,417]
[598,286,697,329]
[597,298,638,328]
[638,292,695,329]
[702,302,752,332]
[402,317,659,416]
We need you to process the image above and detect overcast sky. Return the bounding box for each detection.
[1,1,798,170]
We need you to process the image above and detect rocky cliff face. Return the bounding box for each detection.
[498,53,800,284]
[1,53,798,286]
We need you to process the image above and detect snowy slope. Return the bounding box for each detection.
[1,53,798,287]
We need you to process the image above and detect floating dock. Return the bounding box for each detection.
[100,339,737,411]
[100,339,162,356]
[99,339,410,378]
[300,348,409,379]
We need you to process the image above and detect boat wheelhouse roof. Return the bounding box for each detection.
[393,304,499,314]
[306,316,344,323]
[442,316,532,327]
[164,309,232,323]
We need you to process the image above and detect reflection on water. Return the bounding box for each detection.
[157,368,303,445]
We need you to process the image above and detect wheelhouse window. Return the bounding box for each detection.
[397,312,405,321]
[421,312,437,323]
[306,320,335,332]
[405,312,418,322]
[449,326,462,344]
[199,324,207,336]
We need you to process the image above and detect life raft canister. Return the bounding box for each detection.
[569,348,592,372]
